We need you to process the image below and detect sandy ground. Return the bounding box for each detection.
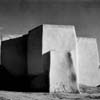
[0,91,100,100]
[0,85,100,100]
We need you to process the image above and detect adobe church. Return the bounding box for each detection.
[0,24,99,93]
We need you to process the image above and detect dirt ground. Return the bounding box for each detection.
[0,85,100,100]
[0,91,100,100]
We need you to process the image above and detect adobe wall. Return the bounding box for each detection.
[27,25,43,75]
[1,35,28,76]
[42,24,79,93]
[0,24,80,92]
[27,25,50,92]
[78,37,100,86]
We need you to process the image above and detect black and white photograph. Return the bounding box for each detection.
[0,0,100,100]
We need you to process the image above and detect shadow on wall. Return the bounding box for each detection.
[0,51,50,92]
[29,52,50,92]
[0,65,29,92]
[1,35,28,76]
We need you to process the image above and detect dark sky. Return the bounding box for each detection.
[0,0,100,59]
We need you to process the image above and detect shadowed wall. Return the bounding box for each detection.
[27,25,42,75]
[0,35,29,91]
[1,35,28,76]
[27,25,50,92]
[0,26,50,92]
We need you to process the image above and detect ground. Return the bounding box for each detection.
[0,91,100,100]
[0,85,100,100]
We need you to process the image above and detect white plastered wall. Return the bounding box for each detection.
[42,24,78,75]
[78,37,100,86]
[42,24,79,92]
